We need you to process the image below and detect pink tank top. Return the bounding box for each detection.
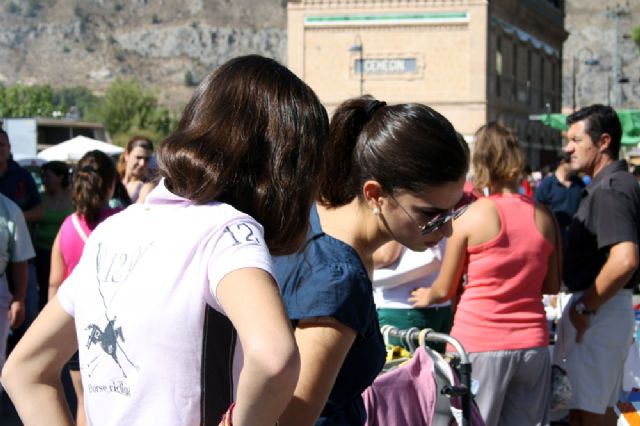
[59,208,121,278]
[450,194,553,352]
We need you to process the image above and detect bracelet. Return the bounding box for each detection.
[222,402,235,426]
[221,402,279,426]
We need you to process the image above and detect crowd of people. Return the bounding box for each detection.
[0,55,638,426]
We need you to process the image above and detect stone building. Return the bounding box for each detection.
[562,0,640,112]
[287,0,567,167]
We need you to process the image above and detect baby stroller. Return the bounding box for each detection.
[363,325,484,426]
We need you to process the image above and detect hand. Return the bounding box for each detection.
[409,287,433,308]
[568,304,590,343]
[9,300,25,329]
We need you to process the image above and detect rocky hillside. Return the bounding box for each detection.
[0,0,287,110]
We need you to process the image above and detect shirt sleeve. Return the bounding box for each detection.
[283,260,373,337]
[207,218,274,307]
[8,202,35,263]
[591,186,638,250]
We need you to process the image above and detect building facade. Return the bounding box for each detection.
[287,0,567,167]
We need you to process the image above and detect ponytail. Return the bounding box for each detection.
[72,150,117,226]
[319,96,385,207]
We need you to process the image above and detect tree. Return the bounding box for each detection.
[86,78,178,141]
[0,84,56,117]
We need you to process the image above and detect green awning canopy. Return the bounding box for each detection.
[531,109,640,145]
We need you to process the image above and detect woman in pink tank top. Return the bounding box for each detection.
[48,150,121,426]
[409,123,562,426]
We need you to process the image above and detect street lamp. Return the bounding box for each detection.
[571,47,599,111]
[349,36,364,96]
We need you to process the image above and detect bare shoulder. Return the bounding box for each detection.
[456,197,501,247]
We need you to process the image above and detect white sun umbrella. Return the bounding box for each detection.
[37,135,124,162]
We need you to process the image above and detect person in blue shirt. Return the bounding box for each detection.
[535,151,585,251]
[273,96,471,426]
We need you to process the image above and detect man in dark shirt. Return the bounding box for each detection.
[561,105,640,425]
[535,151,585,251]
[0,130,42,224]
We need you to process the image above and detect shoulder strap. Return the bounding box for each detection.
[71,214,89,243]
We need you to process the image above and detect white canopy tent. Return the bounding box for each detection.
[37,135,123,162]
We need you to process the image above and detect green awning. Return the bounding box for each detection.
[531,109,640,145]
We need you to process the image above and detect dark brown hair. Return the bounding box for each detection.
[117,136,154,178]
[567,104,622,159]
[158,55,329,255]
[472,122,524,191]
[41,160,70,188]
[72,150,117,226]
[320,96,469,206]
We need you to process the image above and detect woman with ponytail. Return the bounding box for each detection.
[273,95,470,426]
[47,150,121,426]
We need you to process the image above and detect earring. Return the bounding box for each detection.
[373,207,380,216]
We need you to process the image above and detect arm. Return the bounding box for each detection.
[1,297,77,425]
[536,203,562,295]
[570,241,638,343]
[409,224,467,307]
[580,241,638,311]
[372,241,403,269]
[136,182,157,204]
[278,318,356,426]
[48,231,66,301]
[8,260,28,329]
[23,203,44,224]
[216,268,300,426]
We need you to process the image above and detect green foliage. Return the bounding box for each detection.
[0,84,55,117]
[87,78,178,140]
[633,26,640,52]
[52,86,98,119]
[0,80,178,143]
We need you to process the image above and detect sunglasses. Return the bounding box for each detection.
[393,193,473,236]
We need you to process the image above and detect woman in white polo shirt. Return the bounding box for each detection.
[2,55,329,426]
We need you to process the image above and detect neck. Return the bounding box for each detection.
[0,161,8,176]
[316,200,388,277]
[592,155,615,178]
[555,165,568,182]
[488,183,518,195]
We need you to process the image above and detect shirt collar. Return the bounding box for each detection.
[144,178,194,205]
[586,160,628,194]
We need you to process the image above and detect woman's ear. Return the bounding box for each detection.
[362,180,384,212]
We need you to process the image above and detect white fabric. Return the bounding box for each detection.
[0,193,35,307]
[0,193,35,393]
[555,290,634,414]
[56,181,274,426]
[37,136,123,162]
[373,240,450,309]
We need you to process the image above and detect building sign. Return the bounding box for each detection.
[355,58,417,74]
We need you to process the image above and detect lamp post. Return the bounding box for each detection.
[349,36,364,96]
[571,47,599,111]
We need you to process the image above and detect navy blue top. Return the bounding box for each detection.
[273,206,386,426]
[535,172,584,249]
[0,160,41,212]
